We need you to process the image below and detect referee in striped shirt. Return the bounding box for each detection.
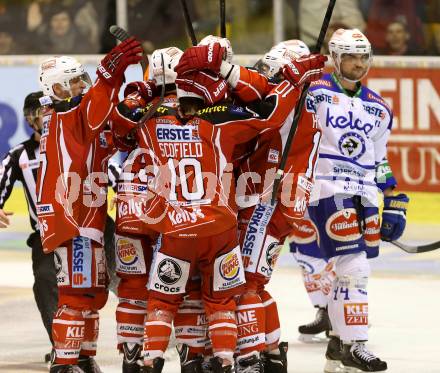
[0,91,57,360]
[0,91,120,362]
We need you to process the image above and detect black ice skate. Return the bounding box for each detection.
[235,352,263,372]
[177,343,204,373]
[324,336,344,373]
[77,355,103,373]
[201,357,214,373]
[140,357,165,373]
[262,341,288,373]
[121,342,143,373]
[210,357,234,373]
[49,363,85,373]
[298,307,331,343]
[341,343,387,372]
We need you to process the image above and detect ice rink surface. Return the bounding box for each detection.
[1,218,439,372]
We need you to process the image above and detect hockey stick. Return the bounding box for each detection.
[136,53,166,128]
[109,25,148,73]
[220,0,226,38]
[179,0,198,46]
[270,0,336,205]
[109,25,165,127]
[389,239,440,254]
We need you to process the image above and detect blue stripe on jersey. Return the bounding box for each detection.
[316,175,376,186]
[318,153,375,169]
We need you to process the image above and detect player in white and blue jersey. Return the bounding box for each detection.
[302,28,409,373]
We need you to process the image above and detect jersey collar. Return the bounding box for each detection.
[331,73,363,98]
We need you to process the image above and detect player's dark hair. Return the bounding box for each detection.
[23,91,44,118]
[179,97,204,116]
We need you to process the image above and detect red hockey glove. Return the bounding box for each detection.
[176,71,228,105]
[123,80,158,103]
[282,54,327,87]
[174,43,225,75]
[97,37,143,86]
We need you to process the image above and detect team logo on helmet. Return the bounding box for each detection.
[158,259,182,285]
[266,241,281,270]
[116,238,139,266]
[338,132,366,161]
[219,252,240,281]
[54,251,62,275]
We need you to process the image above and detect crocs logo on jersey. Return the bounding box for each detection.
[265,242,281,270]
[325,108,374,136]
[116,238,138,266]
[158,259,182,285]
[219,252,240,281]
[338,132,366,161]
[326,209,362,242]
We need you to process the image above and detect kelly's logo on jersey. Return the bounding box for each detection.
[325,108,374,136]
[156,124,200,142]
[116,238,139,266]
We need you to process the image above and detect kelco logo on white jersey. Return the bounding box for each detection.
[325,108,374,136]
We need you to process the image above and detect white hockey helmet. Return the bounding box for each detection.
[272,39,310,57]
[198,34,234,63]
[255,43,305,80]
[329,28,372,81]
[38,56,91,99]
[148,47,183,86]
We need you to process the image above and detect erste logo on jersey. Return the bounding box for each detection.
[156,124,203,158]
[156,124,200,142]
[338,132,366,161]
[117,238,139,265]
[325,209,362,242]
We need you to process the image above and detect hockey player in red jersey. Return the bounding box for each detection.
[111,46,182,373]
[191,40,326,372]
[36,37,142,373]
[137,43,305,373]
